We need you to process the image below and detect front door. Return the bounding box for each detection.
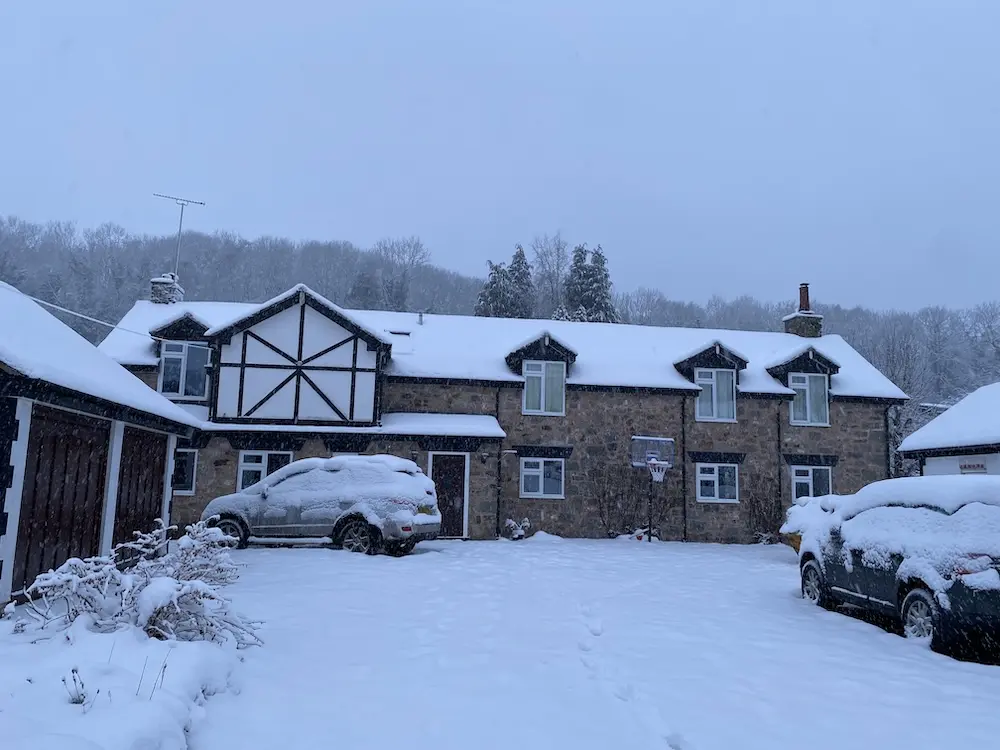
[429,453,467,537]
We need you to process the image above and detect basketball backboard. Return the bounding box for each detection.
[629,436,675,469]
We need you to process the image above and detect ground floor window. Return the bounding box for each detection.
[520,457,565,499]
[696,463,739,503]
[172,449,198,495]
[238,450,293,491]
[791,466,832,499]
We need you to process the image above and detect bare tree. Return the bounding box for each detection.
[530,232,569,317]
[742,468,783,543]
[593,465,670,538]
[372,236,430,311]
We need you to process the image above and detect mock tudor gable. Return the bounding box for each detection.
[205,285,391,426]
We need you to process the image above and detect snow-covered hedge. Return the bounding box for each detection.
[26,520,260,648]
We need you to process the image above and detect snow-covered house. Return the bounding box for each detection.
[99,279,906,542]
[0,282,201,603]
[897,383,1000,475]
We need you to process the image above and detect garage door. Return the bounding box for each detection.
[12,405,110,595]
[113,426,167,554]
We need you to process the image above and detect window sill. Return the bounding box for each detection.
[694,417,738,424]
[696,497,739,504]
[520,494,566,501]
[173,490,196,496]
[789,421,831,428]
[521,411,566,418]
[162,394,209,402]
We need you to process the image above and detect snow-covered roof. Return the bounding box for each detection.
[203,284,392,345]
[99,294,906,400]
[197,412,506,437]
[0,283,201,429]
[898,383,1000,454]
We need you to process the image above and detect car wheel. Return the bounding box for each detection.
[901,588,945,647]
[339,519,379,555]
[215,517,249,549]
[801,559,833,608]
[385,541,416,557]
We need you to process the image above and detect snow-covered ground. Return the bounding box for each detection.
[0,616,237,750]
[191,537,1000,750]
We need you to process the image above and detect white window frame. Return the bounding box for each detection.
[695,463,739,503]
[172,448,198,496]
[789,373,830,427]
[519,457,565,499]
[157,341,211,400]
[791,466,833,499]
[694,368,737,422]
[521,360,567,416]
[237,450,294,491]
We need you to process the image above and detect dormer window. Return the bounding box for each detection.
[523,361,566,416]
[159,341,210,399]
[694,368,736,422]
[790,373,829,426]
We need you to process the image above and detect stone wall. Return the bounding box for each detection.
[163,380,890,544]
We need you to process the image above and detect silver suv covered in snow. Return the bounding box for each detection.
[202,454,441,555]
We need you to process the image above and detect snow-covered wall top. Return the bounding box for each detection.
[99,293,907,400]
[0,282,202,428]
[898,382,1000,454]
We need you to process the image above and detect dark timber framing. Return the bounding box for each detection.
[208,289,388,427]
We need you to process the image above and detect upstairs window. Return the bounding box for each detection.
[523,361,566,416]
[695,368,736,421]
[159,341,210,399]
[789,373,829,426]
[792,466,832,499]
[237,450,293,491]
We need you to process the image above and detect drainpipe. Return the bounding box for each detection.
[884,406,892,478]
[680,395,688,542]
[776,403,784,516]
[494,386,503,538]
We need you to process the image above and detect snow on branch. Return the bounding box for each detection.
[25,519,261,648]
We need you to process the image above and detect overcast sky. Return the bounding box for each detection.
[1,1,997,311]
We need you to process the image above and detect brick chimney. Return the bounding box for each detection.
[782,282,823,338]
[150,272,185,304]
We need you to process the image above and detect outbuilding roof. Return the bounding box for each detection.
[0,282,201,430]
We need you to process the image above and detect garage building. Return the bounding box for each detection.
[0,281,199,603]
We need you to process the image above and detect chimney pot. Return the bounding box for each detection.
[783,282,822,338]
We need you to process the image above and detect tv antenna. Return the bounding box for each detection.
[153,193,205,275]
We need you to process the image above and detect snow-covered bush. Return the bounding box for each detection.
[504,517,531,540]
[26,520,260,648]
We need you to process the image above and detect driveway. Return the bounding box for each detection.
[191,537,1000,750]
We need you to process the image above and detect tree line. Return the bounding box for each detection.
[1,215,996,464]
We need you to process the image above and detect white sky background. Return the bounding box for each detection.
[1,0,997,311]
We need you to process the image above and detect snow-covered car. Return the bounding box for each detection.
[783,475,1000,650]
[201,455,441,555]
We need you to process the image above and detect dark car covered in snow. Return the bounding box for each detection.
[202,454,441,555]
[783,475,1000,651]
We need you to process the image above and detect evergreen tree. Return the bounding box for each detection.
[563,244,590,314]
[474,261,515,317]
[571,305,589,322]
[508,244,535,318]
[551,304,570,321]
[583,245,621,323]
[346,266,382,309]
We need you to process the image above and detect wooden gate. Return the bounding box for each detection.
[12,405,109,595]
[113,426,167,552]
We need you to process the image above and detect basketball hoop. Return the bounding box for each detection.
[647,459,669,484]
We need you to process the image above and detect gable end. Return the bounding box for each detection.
[766,347,840,383]
[505,333,577,375]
